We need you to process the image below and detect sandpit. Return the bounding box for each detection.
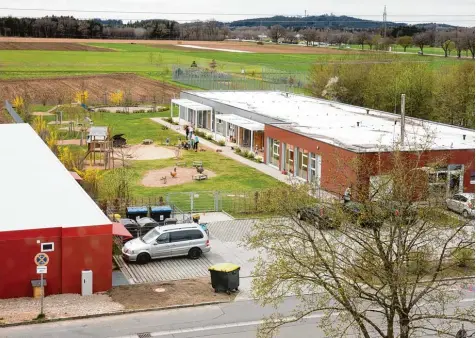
[123,145,176,161]
[141,167,217,187]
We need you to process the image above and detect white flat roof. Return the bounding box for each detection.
[0,124,111,232]
[217,114,264,131]
[185,91,475,152]
[171,99,212,111]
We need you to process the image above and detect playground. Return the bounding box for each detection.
[141,166,217,187]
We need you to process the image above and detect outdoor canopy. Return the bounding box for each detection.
[112,222,133,239]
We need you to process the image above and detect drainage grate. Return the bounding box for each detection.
[137,333,152,338]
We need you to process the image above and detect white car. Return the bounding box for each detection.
[446,193,475,218]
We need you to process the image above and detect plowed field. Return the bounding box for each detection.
[0,41,113,51]
[0,74,181,105]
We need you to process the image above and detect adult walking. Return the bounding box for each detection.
[194,134,199,152]
[185,125,190,139]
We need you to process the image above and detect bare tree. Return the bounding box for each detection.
[437,31,455,57]
[269,25,286,43]
[461,28,475,58]
[301,28,318,46]
[353,31,369,50]
[413,32,431,55]
[246,143,474,338]
[283,30,298,44]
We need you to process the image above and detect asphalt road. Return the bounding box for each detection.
[1,290,474,338]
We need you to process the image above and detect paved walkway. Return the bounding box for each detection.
[151,117,336,200]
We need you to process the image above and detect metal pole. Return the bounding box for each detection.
[400,94,406,145]
[40,273,44,316]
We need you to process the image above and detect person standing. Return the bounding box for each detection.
[185,125,190,139]
[344,186,352,204]
[194,134,199,152]
[189,126,194,139]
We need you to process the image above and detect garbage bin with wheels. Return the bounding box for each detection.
[208,263,240,294]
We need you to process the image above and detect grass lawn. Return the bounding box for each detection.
[343,44,473,57]
[51,110,283,210]
[0,42,460,81]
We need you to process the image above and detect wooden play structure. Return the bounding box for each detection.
[82,126,115,169]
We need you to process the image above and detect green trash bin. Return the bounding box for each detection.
[208,263,240,294]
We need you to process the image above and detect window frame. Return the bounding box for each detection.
[156,233,170,244]
[41,242,54,252]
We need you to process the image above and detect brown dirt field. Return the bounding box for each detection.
[0,41,113,51]
[142,167,217,187]
[109,278,233,310]
[0,73,181,105]
[0,37,355,54]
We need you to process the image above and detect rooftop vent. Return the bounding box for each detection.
[463,134,466,140]
[366,109,370,114]
[357,122,360,127]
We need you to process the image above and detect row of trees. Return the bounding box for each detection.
[308,60,475,128]
[0,16,229,41]
[231,25,475,58]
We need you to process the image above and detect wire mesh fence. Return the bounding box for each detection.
[97,190,280,220]
[172,66,307,93]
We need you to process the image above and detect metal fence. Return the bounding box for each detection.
[98,190,279,220]
[4,100,24,123]
[172,66,307,93]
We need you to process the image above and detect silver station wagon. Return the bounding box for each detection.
[122,223,211,264]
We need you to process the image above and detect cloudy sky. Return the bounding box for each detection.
[2,0,475,26]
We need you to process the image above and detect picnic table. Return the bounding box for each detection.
[142,139,153,145]
[176,160,187,167]
[192,160,203,168]
[192,173,208,181]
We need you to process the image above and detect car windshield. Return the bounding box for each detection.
[141,228,159,244]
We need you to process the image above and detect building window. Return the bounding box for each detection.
[309,153,316,182]
[285,145,294,174]
[298,148,308,180]
[268,138,280,167]
[41,242,54,252]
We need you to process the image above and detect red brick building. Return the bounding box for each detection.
[177,91,475,197]
[0,124,112,299]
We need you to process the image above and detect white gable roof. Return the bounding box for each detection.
[0,124,111,232]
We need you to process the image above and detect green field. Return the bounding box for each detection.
[0,42,460,82]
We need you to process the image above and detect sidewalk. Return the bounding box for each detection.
[151,118,337,200]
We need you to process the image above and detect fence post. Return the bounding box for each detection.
[214,191,218,212]
[190,192,194,214]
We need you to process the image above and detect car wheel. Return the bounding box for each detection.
[136,253,151,265]
[463,210,469,218]
[188,247,202,260]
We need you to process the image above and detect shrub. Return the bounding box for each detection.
[234,147,242,154]
[257,41,264,45]
[452,248,474,268]
[164,117,173,124]
[205,134,213,140]
[218,139,226,146]
[408,250,430,275]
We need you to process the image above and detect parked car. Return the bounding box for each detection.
[122,223,211,264]
[342,201,417,227]
[297,204,334,228]
[446,193,475,218]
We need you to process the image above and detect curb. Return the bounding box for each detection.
[0,300,228,328]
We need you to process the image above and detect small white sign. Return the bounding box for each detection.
[37,266,47,274]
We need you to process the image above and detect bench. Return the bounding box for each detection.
[192,161,203,168]
[176,160,187,167]
[142,139,153,145]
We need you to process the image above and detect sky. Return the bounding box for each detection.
[1,0,475,26]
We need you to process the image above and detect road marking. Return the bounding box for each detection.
[112,312,330,338]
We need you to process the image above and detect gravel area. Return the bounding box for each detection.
[0,293,124,324]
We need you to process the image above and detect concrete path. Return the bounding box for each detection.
[151,118,336,200]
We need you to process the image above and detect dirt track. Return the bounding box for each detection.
[0,73,181,105]
[0,41,113,51]
[0,37,353,54]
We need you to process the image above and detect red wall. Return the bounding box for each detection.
[264,125,475,196]
[0,224,112,299]
[265,125,359,195]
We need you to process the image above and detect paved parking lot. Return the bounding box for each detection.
[115,219,257,284]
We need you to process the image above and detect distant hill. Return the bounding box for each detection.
[229,15,407,29]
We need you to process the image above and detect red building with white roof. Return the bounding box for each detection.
[0,124,112,298]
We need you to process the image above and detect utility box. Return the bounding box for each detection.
[81,270,93,296]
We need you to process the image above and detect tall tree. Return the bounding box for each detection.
[353,31,369,50]
[437,31,455,57]
[246,149,475,338]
